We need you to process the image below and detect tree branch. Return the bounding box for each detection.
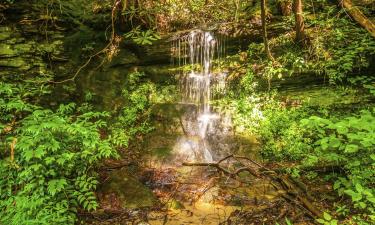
[341,0,375,38]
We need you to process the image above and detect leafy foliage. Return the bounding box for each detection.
[120,0,259,31]
[125,27,161,45]
[0,82,116,224]
[0,68,158,225]
[218,86,375,222]
[1,0,16,4]
[300,110,375,218]
[240,3,375,87]
[312,17,375,82]
[316,212,339,225]
[257,104,374,222]
[108,71,155,148]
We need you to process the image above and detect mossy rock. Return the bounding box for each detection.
[0,44,18,57]
[0,27,12,41]
[0,57,27,68]
[99,169,158,209]
[141,65,175,84]
[152,147,173,158]
[107,49,140,67]
[39,40,64,54]
[13,43,33,53]
[167,199,185,210]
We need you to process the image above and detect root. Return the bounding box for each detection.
[183,155,260,178]
[183,154,323,219]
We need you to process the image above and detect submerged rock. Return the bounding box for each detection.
[98,169,158,210]
[167,199,185,210]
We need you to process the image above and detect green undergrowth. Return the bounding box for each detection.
[220,2,375,89]
[0,82,113,224]
[0,70,159,224]
[107,71,156,149]
[216,85,375,224]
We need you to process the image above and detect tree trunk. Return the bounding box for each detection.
[260,0,273,60]
[234,0,240,22]
[294,0,305,45]
[341,0,375,38]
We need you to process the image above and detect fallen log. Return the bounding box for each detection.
[101,160,132,170]
[341,0,375,38]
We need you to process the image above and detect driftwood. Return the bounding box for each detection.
[341,0,375,38]
[183,155,323,219]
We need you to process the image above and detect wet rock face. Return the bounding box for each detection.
[0,25,66,79]
[170,103,248,162]
[0,0,113,82]
[143,103,259,165]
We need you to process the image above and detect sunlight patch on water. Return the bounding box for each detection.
[172,136,213,162]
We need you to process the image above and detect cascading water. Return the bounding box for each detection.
[171,30,227,162]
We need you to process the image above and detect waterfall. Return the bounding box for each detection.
[171,30,227,162]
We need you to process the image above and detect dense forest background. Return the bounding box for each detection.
[0,0,375,224]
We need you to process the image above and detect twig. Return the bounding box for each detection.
[182,162,233,176]
[50,0,121,84]
[10,138,17,162]
[183,154,323,219]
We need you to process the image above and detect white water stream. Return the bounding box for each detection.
[171,30,227,162]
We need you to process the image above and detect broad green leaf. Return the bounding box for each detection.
[329,137,341,148]
[355,183,363,193]
[323,212,332,221]
[344,144,359,153]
